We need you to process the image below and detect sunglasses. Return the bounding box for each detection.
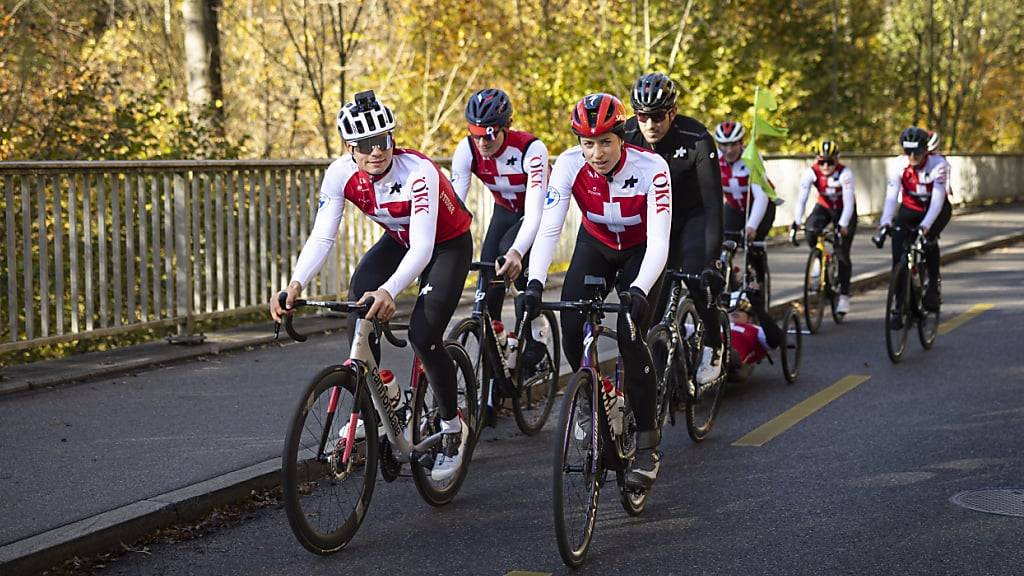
[468,124,501,141]
[817,158,836,166]
[904,148,925,157]
[637,110,669,123]
[351,132,394,154]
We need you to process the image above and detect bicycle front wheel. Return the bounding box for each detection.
[917,266,940,349]
[803,249,825,334]
[686,308,730,442]
[553,370,602,568]
[512,310,561,435]
[781,307,802,383]
[282,366,378,555]
[885,262,912,363]
[410,342,478,506]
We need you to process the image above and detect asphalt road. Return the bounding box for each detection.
[87,245,1024,576]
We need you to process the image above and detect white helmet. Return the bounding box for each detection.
[927,131,940,152]
[337,90,396,142]
[714,120,746,144]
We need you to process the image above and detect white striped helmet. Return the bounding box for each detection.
[337,90,396,142]
[714,120,746,144]
[927,131,940,152]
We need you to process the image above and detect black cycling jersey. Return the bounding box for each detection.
[623,114,724,267]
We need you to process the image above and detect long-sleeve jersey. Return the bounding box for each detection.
[881,153,949,229]
[795,163,856,227]
[528,144,672,294]
[719,154,769,231]
[449,130,549,256]
[291,149,472,297]
[623,115,723,266]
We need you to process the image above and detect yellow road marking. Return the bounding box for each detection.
[733,375,871,447]
[938,303,994,336]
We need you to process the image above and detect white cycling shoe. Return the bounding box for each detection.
[695,345,723,387]
[431,418,469,482]
[836,294,851,315]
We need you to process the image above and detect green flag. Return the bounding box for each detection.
[754,116,788,138]
[754,89,778,112]
[741,142,776,198]
[743,88,787,199]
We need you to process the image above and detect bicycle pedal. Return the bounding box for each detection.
[416,452,435,469]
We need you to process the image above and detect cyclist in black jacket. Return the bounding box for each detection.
[623,72,726,386]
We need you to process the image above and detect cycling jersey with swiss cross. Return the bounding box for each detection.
[290,148,471,298]
[528,143,672,294]
[450,130,549,213]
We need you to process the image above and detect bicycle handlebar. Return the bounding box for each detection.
[274,293,407,347]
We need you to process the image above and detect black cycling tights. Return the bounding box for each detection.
[348,232,472,421]
[560,227,663,449]
[651,209,722,349]
[479,205,529,322]
[804,204,857,294]
[724,202,776,286]
[891,202,952,286]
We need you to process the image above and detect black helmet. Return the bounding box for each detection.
[817,140,840,160]
[465,88,513,128]
[899,127,929,155]
[631,73,677,112]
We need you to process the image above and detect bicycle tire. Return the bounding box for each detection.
[762,257,772,309]
[803,249,825,334]
[782,307,802,383]
[447,317,487,445]
[828,254,845,324]
[282,366,378,555]
[686,307,730,442]
[553,370,602,568]
[410,342,478,507]
[885,262,911,363]
[512,310,561,435]
[917,266,940,349]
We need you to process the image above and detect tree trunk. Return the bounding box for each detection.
[183,0,224,140]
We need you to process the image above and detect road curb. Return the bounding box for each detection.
[1,231,1021,575]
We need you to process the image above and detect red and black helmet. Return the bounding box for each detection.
[571,93,627,138]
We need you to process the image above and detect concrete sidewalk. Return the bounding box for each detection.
[1,203,1022,575]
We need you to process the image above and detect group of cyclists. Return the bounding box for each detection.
[269,72,954,497]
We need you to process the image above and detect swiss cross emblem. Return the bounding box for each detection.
[587,201,641,233]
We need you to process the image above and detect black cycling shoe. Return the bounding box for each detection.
[625,449,661,491]
[520,340,546,375]
[923,287,941,312]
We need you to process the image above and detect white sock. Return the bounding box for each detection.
[441,416,462,434]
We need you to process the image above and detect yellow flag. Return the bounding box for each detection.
[754,89,778,112]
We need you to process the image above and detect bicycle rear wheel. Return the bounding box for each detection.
[553,370,602,568]
[410,342,478,506]
[803,249,825,334]
[686,307,730,442]
[512,310,561,435]
[447,317,487,445]
[282,366,378,555]
[885,262,912,363]
[917,266,940,349]
[781,307,802,383]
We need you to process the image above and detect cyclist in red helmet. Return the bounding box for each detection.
[524,93,671,491]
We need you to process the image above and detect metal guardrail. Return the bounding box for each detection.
[0,159,579,352]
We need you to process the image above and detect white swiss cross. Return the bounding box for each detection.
[587,201,641,233]
[371,206,409,232]
[489,175,520,201]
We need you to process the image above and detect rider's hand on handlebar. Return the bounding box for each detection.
[700,265,725,294]
[523,279,543,321]
[359,288,396,322]
[495,249,523,281]
[917,224,930,237]
[789,223,801,246]
[618,287,649,340]
[270,281,302,322]
[745,226,757,243]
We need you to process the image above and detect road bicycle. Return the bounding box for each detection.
[548,276,654,568]
[277,296,478,554]
[447,259,560,439]
[873,226,940,362]
[791,224,846,333]
[646,270,731,443]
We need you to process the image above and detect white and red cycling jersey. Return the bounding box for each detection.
[730,321,769,365]
[794,163,856,227]
[719,154,769,230]
[881,153,949,229]
[450,130,549,256]
[528,143,672,294]
[291,148,472,297]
